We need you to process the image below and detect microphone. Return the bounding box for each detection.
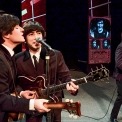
[36,38,53,51]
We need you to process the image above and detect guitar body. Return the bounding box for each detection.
[8,93,25,122]
[8,112,24,122]
[18,75,46,90]
[18,75,59,102]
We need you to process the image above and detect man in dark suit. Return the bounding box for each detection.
[0,14,50,122]
[15,20,79,122]
[110,33,122,122]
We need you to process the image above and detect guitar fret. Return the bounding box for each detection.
[48,83,67,93]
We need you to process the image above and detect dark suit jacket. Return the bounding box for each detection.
[0,45,31,122]
[15,48,72,99]
[113,42,122,81]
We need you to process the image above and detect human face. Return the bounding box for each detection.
[8,25,25,43]
[97,20,104,33]
[26,31,43,52]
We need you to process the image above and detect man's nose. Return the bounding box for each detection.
[21,27,24,32]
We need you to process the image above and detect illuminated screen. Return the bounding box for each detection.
[91,39,100,49]
[89,18,111,39]
[88,17,111,64]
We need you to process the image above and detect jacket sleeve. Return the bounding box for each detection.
[0,58,31,113]
[115,44,122,70]
[56,51,78,95]
[57,51,72,83]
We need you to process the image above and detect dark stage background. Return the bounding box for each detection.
[46,0,88,71]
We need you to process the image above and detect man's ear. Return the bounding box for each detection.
[3,34,10,40]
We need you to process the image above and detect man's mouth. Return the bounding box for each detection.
[35,43,40,46]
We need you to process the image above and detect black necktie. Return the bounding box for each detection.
[33,55,38,70]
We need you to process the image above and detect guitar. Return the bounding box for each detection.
[8,100,81,121]
[18,65,109,101]
[9,66,108,121]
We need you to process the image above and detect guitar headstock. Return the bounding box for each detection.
[87,65,109,82]
[65,99,81,118]
[44,99,81,119]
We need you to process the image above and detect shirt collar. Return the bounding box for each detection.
[2,44,14,56]
[29,48,41,61]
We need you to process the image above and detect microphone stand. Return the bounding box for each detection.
[45,49,51,122]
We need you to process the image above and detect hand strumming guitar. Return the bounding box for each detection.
[20,90,38,99]
[20,91,50,112]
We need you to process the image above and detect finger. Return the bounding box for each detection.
[29,91,36,94]
[69,85,77,91]
[66,83,71,90]
[34,92,39,98]
[27,96,34,99]
[42,106,51,112]
[70,82,79,89]
[38,108,50,113]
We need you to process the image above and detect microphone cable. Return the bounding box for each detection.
[80,86,117,120]
[62,86,117,120]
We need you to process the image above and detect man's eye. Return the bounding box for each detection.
[29,33,33,36]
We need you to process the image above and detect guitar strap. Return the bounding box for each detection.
[0,51,18,97]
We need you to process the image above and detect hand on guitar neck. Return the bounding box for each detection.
[66,81,79,95]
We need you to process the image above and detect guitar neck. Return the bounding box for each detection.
[44,76,89,94]
[44,102,81,116]
[44,102,66,109]
[28,66,109,96]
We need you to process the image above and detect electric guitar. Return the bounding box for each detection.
[9,66,109,121]
[8,100,81,121]
[18,65,109,101]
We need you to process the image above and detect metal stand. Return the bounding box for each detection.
[45,50,51,122]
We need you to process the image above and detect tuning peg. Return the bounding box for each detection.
[73,115,78,119]
[105,78,109,81]
[96,66,99,70]
[91,68,93,72]
[69,114,74,118]
[65,99,70,102]
[101,79,104,82]
[101,64,103,68]
[107,77,109,80]
[69,99,73,103]
[105,77,109,83]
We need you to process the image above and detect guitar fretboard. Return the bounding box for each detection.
[42,77,88,94]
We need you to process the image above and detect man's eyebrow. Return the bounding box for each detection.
[28,31,34,34]
[36,30,41,32]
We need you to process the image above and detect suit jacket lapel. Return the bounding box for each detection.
[23,51,35,70]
